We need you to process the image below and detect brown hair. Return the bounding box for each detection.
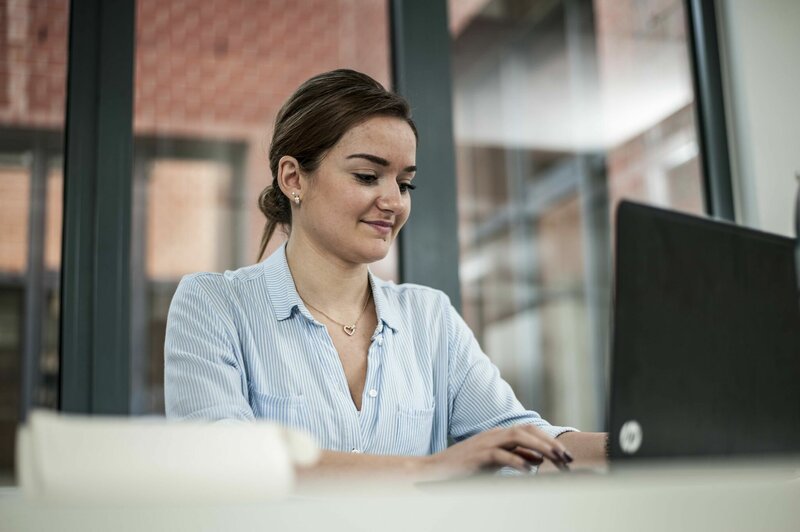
[256,69,417,261]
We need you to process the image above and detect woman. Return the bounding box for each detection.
[165,69,607,478]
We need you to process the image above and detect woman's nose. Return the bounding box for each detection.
[377,182,404,212]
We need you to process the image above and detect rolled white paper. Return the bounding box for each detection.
[16,410,319,503]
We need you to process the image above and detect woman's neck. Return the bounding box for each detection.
[285,235,371,314]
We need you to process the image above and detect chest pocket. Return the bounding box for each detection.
[250,390,308,432]
[395,404,435,456]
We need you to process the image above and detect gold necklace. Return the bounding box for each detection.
[299,289,371,336]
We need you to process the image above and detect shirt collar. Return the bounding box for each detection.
[368,269,400,333]
[263,243,401,333]
[262,243,304,321]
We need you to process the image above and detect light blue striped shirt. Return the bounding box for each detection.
[164,244,574,455]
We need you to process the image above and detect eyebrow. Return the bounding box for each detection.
[346,153,416,173]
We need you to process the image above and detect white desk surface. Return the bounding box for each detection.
[1,459,799,532]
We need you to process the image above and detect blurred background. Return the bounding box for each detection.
[0,0,797,478]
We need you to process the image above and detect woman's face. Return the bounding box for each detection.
[295,115,417,265]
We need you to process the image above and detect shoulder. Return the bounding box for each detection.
[180,262,265,287]
[174,262,268,306]
[373,277,450,307]
[371,276,455,331]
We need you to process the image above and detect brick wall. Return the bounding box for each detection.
[0,0,390,134]
[134,0,390,138]
[0,0,68,128]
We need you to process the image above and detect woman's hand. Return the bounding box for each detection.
[423,425,574,479]
[296,427,589,485]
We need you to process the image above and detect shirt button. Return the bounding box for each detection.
[368,389,378,398]
[376,337,384,346]
[351,448,361,454]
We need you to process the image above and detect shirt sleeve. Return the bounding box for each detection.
[445,301,577,441]
[164,274,255,421]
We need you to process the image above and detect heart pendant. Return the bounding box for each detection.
[343,325,356,336]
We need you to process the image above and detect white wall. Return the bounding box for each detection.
[719,0,800,237]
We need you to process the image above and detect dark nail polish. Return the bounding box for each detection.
[564,450,574,463]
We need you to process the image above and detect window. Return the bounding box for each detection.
[450,0,704,429]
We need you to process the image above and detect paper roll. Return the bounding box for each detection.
[17,410,319,503]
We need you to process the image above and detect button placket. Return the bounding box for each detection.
[357,337,384,451]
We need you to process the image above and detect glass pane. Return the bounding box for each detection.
[450,0,703,430]
[0,0,69,479]
[132,0,393,414]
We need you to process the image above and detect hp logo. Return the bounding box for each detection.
[619,420,643,454]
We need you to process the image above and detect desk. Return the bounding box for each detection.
[1,460,798,532]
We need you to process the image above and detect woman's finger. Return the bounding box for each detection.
[483,448,535,473]
[511,446,544,465]
[516,426,574,462]
[488,426,570,464]
[511,446,569,472]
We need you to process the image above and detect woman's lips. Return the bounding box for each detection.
[362,220,393,235]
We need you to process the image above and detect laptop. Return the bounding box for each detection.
[608,201,800,461]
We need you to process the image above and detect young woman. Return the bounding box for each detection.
[164,69,607,479]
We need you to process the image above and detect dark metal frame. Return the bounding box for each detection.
[22,143,46,419]
[60,0,135,414]
[390,0,462,309]
[686,0,736,221]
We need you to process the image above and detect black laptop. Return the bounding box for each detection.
[608,201,800,461]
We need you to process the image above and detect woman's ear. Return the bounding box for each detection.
[276,156,303,201]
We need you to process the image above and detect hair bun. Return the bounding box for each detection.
[257,183,291,258]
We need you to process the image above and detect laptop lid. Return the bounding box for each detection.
[609,201,800,461]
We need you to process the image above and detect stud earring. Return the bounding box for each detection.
[291,192,301,205]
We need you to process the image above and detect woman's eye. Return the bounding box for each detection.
[399,182,416,194]
[354,173,378,184]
